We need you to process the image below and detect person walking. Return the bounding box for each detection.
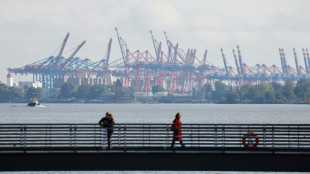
[171,112,185,149]
[99,112,115,149]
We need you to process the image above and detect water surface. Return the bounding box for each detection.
[0,103,309,124]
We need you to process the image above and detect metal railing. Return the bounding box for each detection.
[1,123,310,151]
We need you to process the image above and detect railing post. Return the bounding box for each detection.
[19,124,23,149]
[222,125,225,151]
[74,124,77,149]
[149,124,151,148]
[190,125,192,148]
[165,124,169,149]
[48,124,51,148]
[23,124,26,150]
[142,124,145,148]
[45,124,47,148]
[70,124,72,148]
[263,124,266,149]
[215,125,218,148]
[288,125,290,149]
[298,125,300,149]
[272,126,275,152]
[239,125,242,148]
[94,124,97,148]
[118,125,120,148]
[124,125,127,149]
[198,125,200,148]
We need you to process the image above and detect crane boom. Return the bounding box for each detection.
[150,30,160,60]
[237,45,243,75]
[115,28,127,66]
[293,48,300,76]
[105,38,112,69]
[202,50,207,66]
[221,48,229,76]
[279,48,286,74]
[53,33,70,71]
[306,49,310,73]
[282,48,288,74]
[302,48,309,74]
[232,49,240,75]
[60,40,86,70]
[157,42,162,64]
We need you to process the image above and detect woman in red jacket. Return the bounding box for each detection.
[171,112,186,149]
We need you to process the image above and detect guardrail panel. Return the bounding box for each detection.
[1,123,310,150]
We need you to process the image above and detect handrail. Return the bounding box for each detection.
[0,123,310,151]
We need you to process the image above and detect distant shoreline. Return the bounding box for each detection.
[1,100,309,104]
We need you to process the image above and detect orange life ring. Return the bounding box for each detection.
[242,132,259,148]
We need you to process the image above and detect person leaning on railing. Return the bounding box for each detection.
[99,112,115,149]
[170,112,186,149]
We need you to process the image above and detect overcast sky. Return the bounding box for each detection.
[1,0,310,83]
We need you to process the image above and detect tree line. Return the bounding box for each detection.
[56,83,115,100]
[1,79,310,103]
[0,83,44,102]
[203,79,310,104]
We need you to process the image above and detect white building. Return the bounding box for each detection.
[19,81,42,88]
[6,74,13,87]
[105,73,113,85]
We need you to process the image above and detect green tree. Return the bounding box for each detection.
[256,83,273,96]
[59,82,77,99]
[0,84,10,102]
[254,82,275,103]
[294,79,310,100]
[239,83,253,100]
[265,91,276,103]
[106,84,115,95]
[76,84,91,99]
[88,84,106,99]
[203,83,213,100]
[214,81,227,91]
[270,82,284,103]
[25,87,44,99]
[212,81,228,102]
[0,84,23,102]
[8,87,23,102]
[226,90,240,103]
[127,86,136,100]
[152,85,165,95]
[271,82,283,91]
[282,80,295,103]
[49,88,60,99]
[0,84,9,102]
[247,86,259,100]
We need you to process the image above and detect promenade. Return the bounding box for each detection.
[1,123,310,171]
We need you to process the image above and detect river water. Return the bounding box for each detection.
[1,103,310,124]
[0,103,309,173]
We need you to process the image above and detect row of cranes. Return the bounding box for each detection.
[8,33,112,92]
[221,47,310,83]
[8,29,310,95]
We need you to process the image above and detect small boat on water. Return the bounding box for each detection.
[27,93,40,107]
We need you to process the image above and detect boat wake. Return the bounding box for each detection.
[27,105,46,108]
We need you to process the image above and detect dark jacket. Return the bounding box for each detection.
[99,117,115,134]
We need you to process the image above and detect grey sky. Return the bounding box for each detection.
[0,0,309,83]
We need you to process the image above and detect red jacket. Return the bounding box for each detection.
[173,118,182,141]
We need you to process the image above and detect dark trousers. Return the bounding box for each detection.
[107,131,113,149]
[171,140,185,148]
